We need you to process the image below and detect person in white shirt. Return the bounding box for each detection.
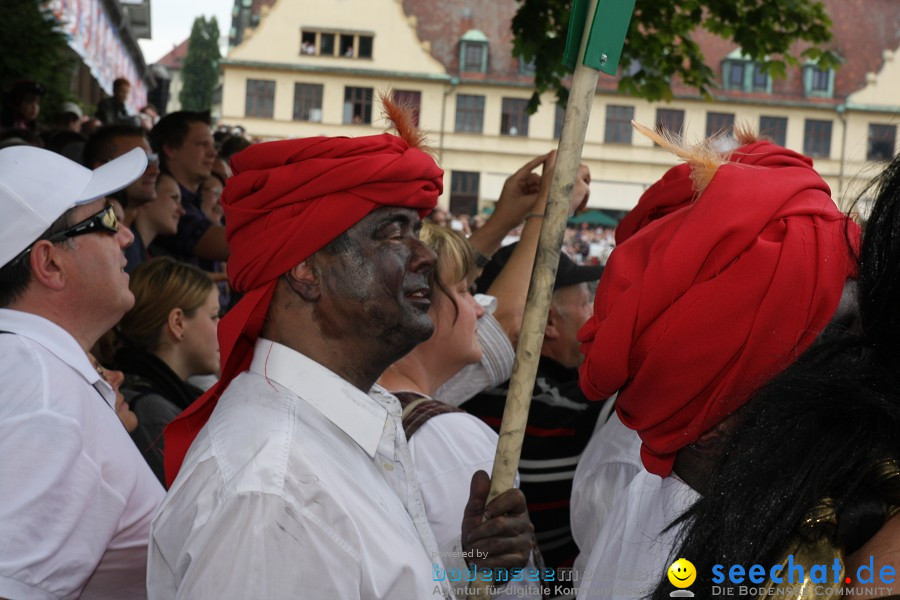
[151,111,533,599]
[379,223,542,599]
[574,130,859,599]
[0,146,165,599]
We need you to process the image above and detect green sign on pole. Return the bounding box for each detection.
[562,0,637,75]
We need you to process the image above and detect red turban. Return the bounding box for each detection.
[163,133,443,486]
[577,141,859,477]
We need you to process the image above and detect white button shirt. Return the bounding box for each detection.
[572,413,699,600]
[408,411,539,600]
[0,309,164,600]
[148,338,454,599]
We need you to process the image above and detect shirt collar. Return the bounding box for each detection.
[249,338,389,458]
[0,308,115,407]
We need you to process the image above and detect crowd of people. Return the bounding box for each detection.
[0,78,897,600]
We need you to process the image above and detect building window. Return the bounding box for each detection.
[245,79,275,118]
[293,83,323,122]
[706,112,735,137]
[554,104,565,139]
[301,30,373,59]
[803,65,834,98]
[655,108,685,139]
[752,65,769,90]
[462,42,488,72]
[727,62,745,89]
[810,68,829,91]
[722,53,771,93]
[392,90,421,127]
[604,105,634,144]
[320,33,335,56]
[501,98,529,137]
[358,35,373,59]
[301,31,316,55]
[455,94,484,133]
[339,34,354,57]
[868,124,897,162]
[450,171,480,216]
[343,86,373,124]
[459,29,489,73]
[803,119,832,158]
[759,116,787,147]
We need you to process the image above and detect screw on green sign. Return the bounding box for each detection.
[562,0,636,75]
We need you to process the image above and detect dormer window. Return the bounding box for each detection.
[460,29,488,73]
[804,64,834,98]
[722,49,771,93]
[300,29,374,59]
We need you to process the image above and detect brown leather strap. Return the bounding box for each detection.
[394,391,463,438]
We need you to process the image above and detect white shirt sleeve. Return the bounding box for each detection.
[571,411,644,577]
[407,412,499,557]
[151,491,364,600]
[0,411,119,600]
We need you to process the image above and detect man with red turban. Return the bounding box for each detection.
[146,131,532,599]
[570,132,860,599]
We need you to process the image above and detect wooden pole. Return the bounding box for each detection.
[467,0,603,597]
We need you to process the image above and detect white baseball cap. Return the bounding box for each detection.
[0,146,148,267]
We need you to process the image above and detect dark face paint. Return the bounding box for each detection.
[312,206,437,360]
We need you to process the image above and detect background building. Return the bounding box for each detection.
[48,0,153,111]
[219,0,900,213]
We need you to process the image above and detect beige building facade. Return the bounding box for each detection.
[220,0,900,213]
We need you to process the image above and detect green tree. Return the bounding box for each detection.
[513,0,840,111]
[0,0,75,122]
[180,16,221,111]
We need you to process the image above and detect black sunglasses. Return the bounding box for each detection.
[9,204,119,267]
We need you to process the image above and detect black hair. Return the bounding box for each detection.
[149,110,211,169]
[648,154,900,600]
[83,124,146,167]
[219,134,251,161]
[0,209,74,307]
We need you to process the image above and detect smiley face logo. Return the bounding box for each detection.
[667,558,696,588]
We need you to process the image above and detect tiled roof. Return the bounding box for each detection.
[402,0,532,84]
[156,38,189,69]
[252,0,277,14]
[402,0,900,102]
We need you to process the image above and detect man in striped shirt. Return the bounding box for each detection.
[463,245,606,578]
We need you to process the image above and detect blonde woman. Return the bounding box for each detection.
[125,172,185,273]
[114,257,220,485]
[379,223,536,597]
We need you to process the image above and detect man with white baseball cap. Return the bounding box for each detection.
[0,146,165,599]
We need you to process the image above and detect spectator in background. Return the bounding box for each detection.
[83,125,161,227]
[211,155,232,181]
[43,129,86,163]
[0,145,164,599]
[96,77,138,127]
[218,133,251,163]
[115,257,220,485]
[0,79,44,133]
[426,206,450,228]
[463,245,604,575]
[56,101,85,132]
[198,173,225,226]
[89,352,139,433]
[139,104,160,132]
[126,173,185,273]
[149,110,229,264]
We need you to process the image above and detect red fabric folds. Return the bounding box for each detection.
[163,134,443,486]
[577,141,860,477]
